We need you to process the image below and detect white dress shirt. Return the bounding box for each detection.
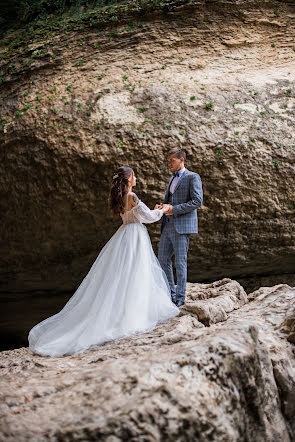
[169,167,186,194]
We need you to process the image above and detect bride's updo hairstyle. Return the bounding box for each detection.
[109,166,134,216]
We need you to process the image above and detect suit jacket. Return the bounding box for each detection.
[161,168,203,234]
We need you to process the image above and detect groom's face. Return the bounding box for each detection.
[167,155,184,173]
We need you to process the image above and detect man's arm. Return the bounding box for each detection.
[172,174,203,216]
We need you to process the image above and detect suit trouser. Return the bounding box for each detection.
[158,220,190,302]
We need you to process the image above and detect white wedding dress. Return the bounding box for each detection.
[28,194,180,357]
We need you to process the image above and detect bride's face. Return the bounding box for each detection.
[129,172,136,187]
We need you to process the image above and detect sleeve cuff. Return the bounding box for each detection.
[172,205,179,216]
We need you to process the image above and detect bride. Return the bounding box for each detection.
[28,166,180,357]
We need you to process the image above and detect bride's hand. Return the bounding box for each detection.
[154,204,163,209]
[161,204,171,214]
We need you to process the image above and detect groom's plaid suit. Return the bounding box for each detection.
[158,168,203,303]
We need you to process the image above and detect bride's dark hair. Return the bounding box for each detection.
[109,166,134,216]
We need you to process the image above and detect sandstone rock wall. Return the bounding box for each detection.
[0,1,294,292]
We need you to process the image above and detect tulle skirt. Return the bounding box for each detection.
[28,222,180,357]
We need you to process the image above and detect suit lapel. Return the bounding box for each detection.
[173,168,188,194]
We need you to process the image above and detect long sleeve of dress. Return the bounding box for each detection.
[133,201,163,224]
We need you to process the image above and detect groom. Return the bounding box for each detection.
[155,148,203,307]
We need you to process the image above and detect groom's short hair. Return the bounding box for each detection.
[167,148,186,160]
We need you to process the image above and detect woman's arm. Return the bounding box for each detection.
[132,198,164,223]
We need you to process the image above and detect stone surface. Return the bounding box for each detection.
[279,305,295,344]
[182,278,248,325]
[0,279,295,441]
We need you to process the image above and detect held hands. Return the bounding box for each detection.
[154,203,173,215]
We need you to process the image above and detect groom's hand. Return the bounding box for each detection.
[163,204,173,215]
[154,204,163,209]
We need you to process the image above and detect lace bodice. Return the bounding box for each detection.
[120,196,163,226]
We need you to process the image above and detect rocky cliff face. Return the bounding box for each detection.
[0,0,294,294]
[1,279,295,441]
[0,0,295,353]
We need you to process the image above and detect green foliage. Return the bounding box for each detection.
[0,0,122,38]
[0,0,203,56]
[205,102,213,109]
[23,104,33,110]
[32,49,44,57]
[125,22,143,32]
